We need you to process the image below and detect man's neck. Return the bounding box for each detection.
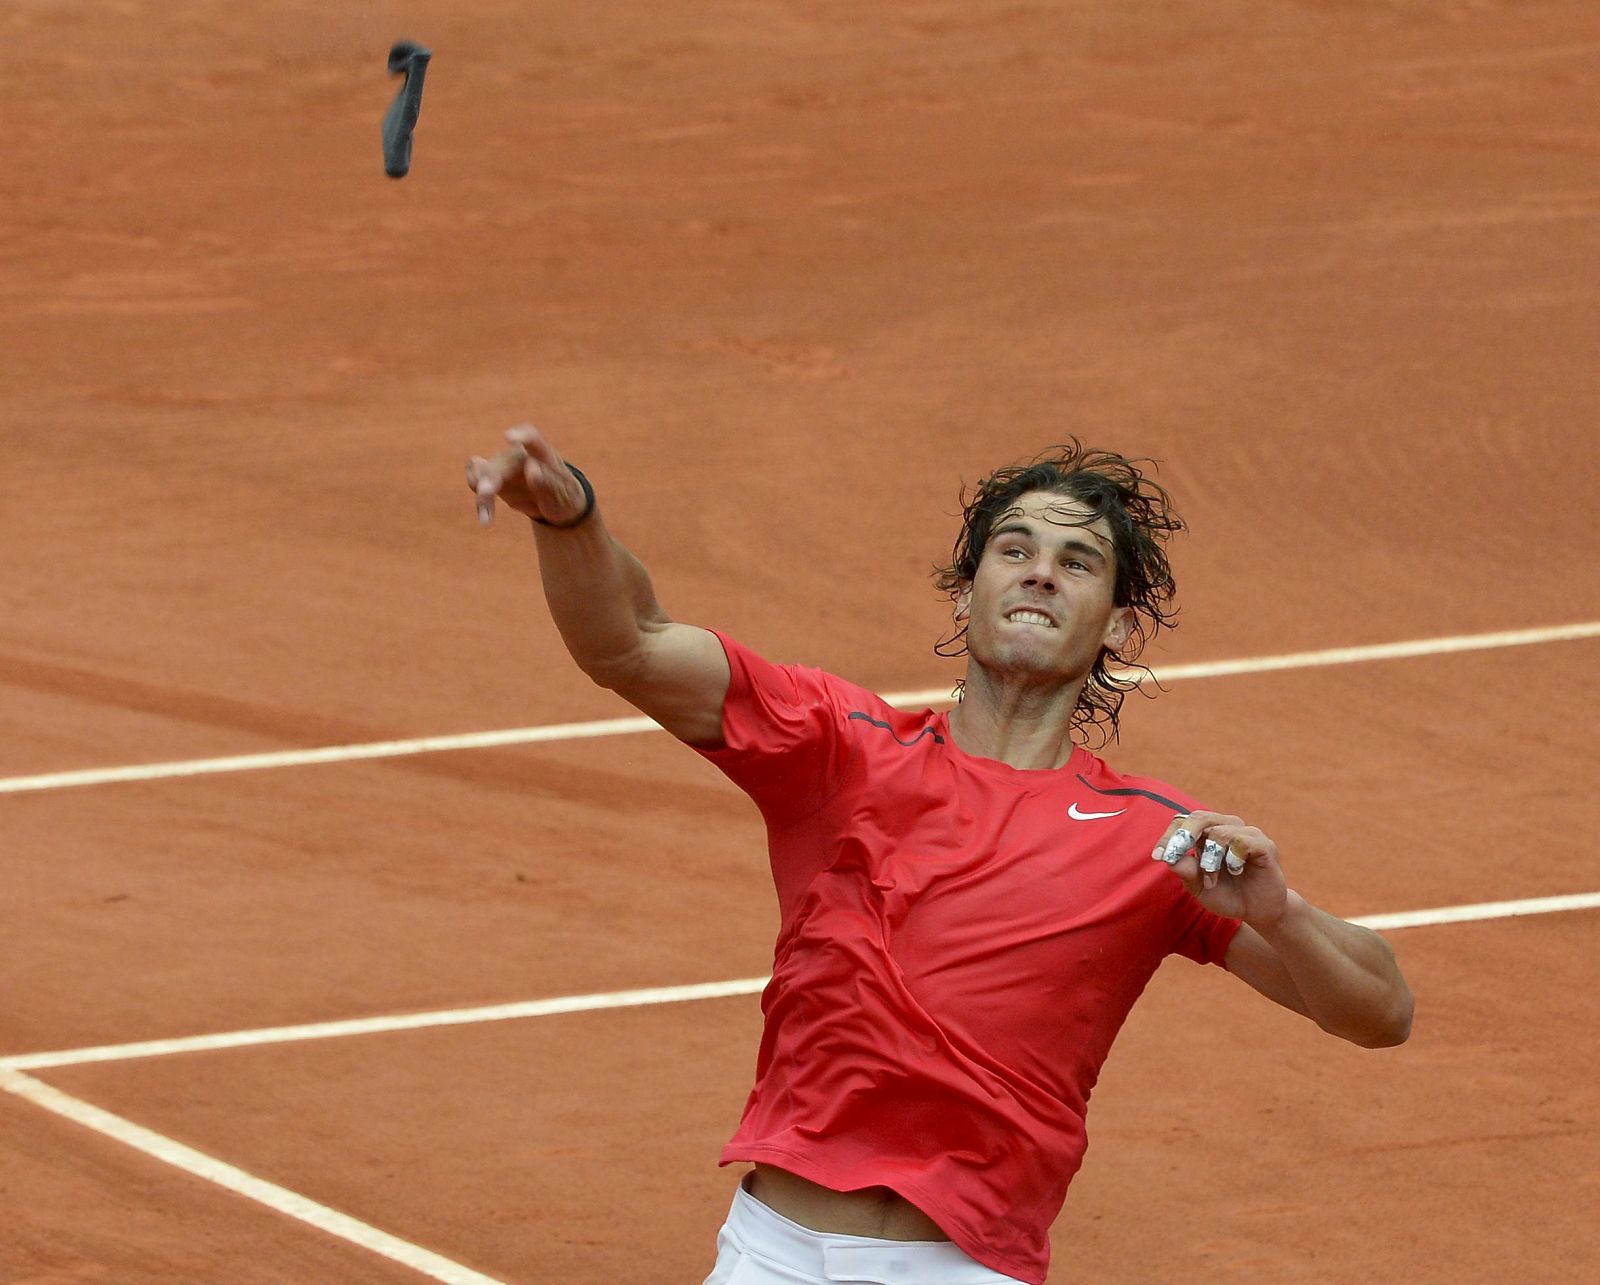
[947,668,1083,770]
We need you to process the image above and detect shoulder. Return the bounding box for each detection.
[713,627,864,697]
[711,629,890,721]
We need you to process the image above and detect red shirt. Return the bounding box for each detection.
[696,633,1240,1284]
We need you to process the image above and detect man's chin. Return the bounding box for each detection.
[970,645,1084,686]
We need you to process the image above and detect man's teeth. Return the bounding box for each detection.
[1008,611,1054,627]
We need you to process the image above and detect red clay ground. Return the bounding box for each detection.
[4,1,1599,1281]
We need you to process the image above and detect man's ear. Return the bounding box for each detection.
[1103,606,1132,653]
[954,587,971,621]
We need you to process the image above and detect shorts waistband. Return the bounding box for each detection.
[724,1178,1017,1284]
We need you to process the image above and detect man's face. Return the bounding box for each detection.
[958,490,1132,687]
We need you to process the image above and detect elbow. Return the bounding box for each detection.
[1345,931,1415,1049]
[1342,988,1414,1049]
[1379,990,1416,1047]
[578,660,630,693]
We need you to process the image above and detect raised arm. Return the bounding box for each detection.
[466,424,730,746]
[1154,812,1414,1049]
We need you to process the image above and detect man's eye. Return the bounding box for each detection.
[1065,560,1089,572]
[1002,547,1028,559]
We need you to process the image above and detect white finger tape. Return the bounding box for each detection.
[1200,839,1226,874]
[1162,828,1196,865]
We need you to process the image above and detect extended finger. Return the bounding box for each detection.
[1190,838,1245,881]
[469,451,523,487]
[1154,814,1199,866]
[1200,824,1259,876]
[468,457,502,525]
[505,423,561,469]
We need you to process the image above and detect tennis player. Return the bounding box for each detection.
[466,426,1414,1285]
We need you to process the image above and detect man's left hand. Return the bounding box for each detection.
[1152,812,1289,929]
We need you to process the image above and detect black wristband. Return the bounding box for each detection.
[532,463,596,530]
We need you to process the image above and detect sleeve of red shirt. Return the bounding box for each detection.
[692,630,852,827]
[1169,892,1243,967]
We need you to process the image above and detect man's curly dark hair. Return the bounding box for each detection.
[932,441,1185,746]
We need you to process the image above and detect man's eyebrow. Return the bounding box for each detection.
[990,521,1110,565]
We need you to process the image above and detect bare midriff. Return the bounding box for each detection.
[746,1163,952,1242]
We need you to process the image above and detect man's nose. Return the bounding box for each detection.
[1021,558,1057,591]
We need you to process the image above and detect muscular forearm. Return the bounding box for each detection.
[531,514,670,686]
[1257,892,1414,1048]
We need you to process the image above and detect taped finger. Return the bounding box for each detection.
[1225,840,1247,877]
[1199,838,1227,875]
[1160,822,1197,866]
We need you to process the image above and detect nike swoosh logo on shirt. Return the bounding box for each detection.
[1068,803,1126,821]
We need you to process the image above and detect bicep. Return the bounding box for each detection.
[609,621,731,747]
[1224,924,1311,1020]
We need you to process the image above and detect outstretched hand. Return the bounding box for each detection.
[1152,811,1289,928]
[466,424,589,527]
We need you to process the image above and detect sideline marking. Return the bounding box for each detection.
[4,891,1596,1075]
[1,621,1596,796]
[0,1069,505,1285]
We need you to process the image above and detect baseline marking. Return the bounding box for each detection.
[0,1069,505,1284]
[0,978,768,1073]
[4,891,1596,1075]
[1,621,1595,796]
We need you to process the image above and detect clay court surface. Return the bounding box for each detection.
[4,1,1599,1281]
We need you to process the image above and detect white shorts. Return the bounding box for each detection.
[702,1176,1026,1285]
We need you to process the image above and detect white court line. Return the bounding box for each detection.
[1,621,1596,796]
[0,716,660,796]
[0,978,770,1073]
[4,891,1597,1075]
[1353,891,1600,931]
[0,1069,505,1285]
